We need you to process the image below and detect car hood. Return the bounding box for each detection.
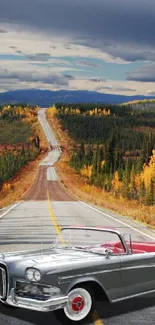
[0,247,100,272]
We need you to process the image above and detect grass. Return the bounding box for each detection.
[0,120,32,145]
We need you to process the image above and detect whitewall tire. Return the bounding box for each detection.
[54,286,95,324]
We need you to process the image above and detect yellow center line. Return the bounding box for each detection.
[47,189,61,234]
[47,190,104,325]
[92,311,105,325]
[47,189,64,243]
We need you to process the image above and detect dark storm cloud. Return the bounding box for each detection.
[76,60,100,67]
[127,63,155,82]
[1,0,155,62]
[0,68,68,85]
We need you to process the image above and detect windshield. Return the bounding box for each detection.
[53,228,126,255]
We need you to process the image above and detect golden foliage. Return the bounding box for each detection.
[101,160,105,167]
[80,165,93,178]
[121,99,155,106]
[46,105,57,117]
[111,171,122,194]
[141,150,155,189]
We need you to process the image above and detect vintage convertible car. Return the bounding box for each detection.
[1,226,155,324]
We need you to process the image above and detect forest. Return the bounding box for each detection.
[52,103,155,206]
[0,105,40,190]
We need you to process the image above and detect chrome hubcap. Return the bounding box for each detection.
[64,288,92,321]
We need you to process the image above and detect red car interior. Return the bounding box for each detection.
[89,241,155,255]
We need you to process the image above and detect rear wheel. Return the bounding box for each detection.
[54,286,95,324]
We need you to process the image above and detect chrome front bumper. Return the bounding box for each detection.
[5,289,68,312]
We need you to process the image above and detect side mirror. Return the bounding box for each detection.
[105,248,113,258]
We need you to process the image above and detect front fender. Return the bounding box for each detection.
[66,276,110,301]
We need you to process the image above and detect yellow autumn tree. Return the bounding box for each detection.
[141,150,155,189]
[141,150,155,205]
[47,105,57,117]
[75,108,81,115]
[111,171,122,195]
[80,165,93,178]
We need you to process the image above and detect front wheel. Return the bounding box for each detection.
[54,286,95,324]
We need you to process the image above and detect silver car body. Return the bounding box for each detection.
[0,227,155,312]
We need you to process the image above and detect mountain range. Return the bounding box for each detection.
[0,89,155,106]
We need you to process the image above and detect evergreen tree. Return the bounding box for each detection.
[145,179,154,205]
[85,145,93,166]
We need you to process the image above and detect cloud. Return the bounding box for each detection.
[0,67,70,86]
[89,78,106,83]
[76,60,100,67]
[14,50,52,61]
[16,50,22,54]
[0,0,155,96]
[73,40,155,63]
[147,90,155,96]
[50,45,57,49]
[1,0,155,63]
[100,86,136,92]
[127,63,155,82]
[0,28,129,64]
[10,46,17,49]
[63,74,75,80]
[0,27,8,33]
[25,53,51,62]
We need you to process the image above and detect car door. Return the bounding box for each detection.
[93,232,124,301]
[97,254,122,301]
[119,252,155,298]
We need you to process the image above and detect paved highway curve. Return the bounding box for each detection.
[0,108,155,325]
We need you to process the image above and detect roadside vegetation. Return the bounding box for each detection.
[0,105,48,207]
[47,103,155,227]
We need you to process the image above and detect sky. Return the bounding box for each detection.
[0,0,155,95]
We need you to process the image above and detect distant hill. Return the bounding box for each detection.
[0,89,155,106]
[121,98,155,112]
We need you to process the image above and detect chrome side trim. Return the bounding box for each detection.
[0,267,6,299]
[112,288,155,303]
[121,264,155,271]
[59,263,155,284]
[58,268,120,284]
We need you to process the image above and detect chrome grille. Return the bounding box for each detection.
[0,267,6,299]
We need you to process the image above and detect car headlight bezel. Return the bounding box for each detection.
[25,268,41,282]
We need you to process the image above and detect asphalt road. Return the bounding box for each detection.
[1,108,155,325]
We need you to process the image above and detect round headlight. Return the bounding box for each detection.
[25,268,41,282]
[34,270,41,282]
[26,268,35,281]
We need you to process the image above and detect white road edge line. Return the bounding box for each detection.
[0,202,21,219]
[79,200,155,241]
